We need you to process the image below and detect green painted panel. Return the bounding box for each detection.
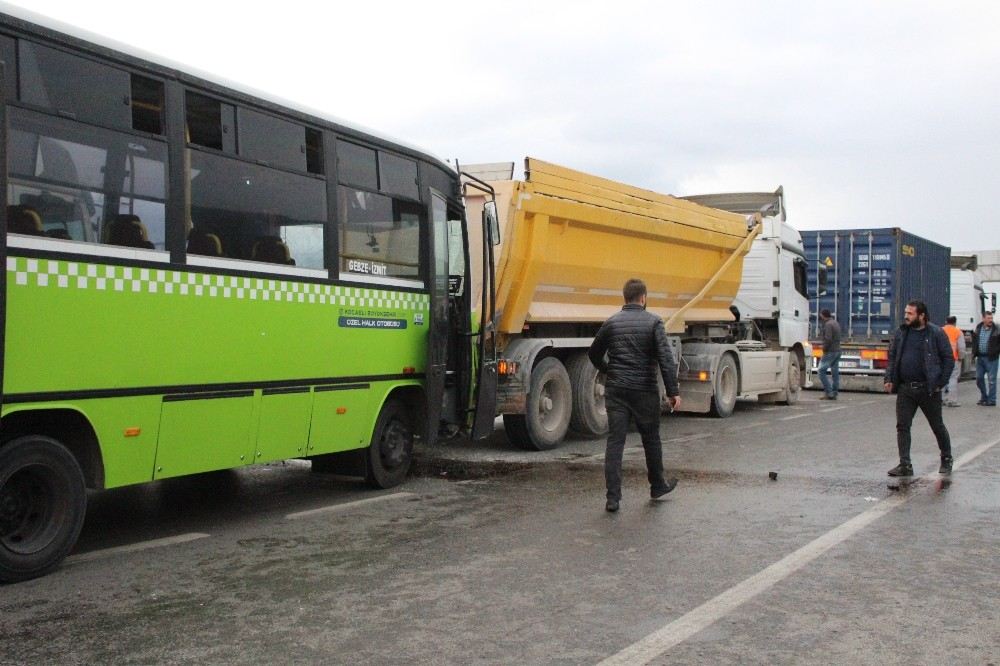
[308,388,370,455]
[4,259,431,394]
[153,395,255,479]
[4,255,432,486]
[255,391,313,463]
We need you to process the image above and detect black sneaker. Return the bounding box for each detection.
[651,478,678,500]
[939,457,953,475]
[887,463,914,477]
[606,499,619,513]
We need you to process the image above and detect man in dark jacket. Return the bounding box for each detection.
[589,278,681,512]
[972,311,999,406]
[883,300,955,476]
[817,309,842,400]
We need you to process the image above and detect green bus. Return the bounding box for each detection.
[0,5,497,583]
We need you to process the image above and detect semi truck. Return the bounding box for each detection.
[803,228,951,391]
[462,159,811,451]
[950,255,987,375]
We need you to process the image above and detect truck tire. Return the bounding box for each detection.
[710,354,739,418]
[503,357,572,451]
[0,436,87,583]
[364,399,414,489]
[565,352,608,438]
[780,353,802,406]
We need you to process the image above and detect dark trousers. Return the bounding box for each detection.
[895,383,951,464]
[604,387,667,501]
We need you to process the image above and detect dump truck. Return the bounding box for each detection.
[803,228,951,391]
[462,159,810,451]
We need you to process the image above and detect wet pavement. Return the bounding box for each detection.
[1,391,998,664]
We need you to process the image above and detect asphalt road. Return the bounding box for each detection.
[2,391,998,665]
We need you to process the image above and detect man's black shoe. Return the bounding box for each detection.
[977,400,987,405]
[819,395,837,400]
[606,499,619,513]
[651,478,678,500]
[887,463,913,477]
[939,457,953,475]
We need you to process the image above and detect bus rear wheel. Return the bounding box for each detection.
[0,436,87,583]
[365,399,414,489]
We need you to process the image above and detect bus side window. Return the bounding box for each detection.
[7,107,167,250]
[188,149,325,269]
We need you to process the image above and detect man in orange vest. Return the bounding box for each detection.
[942,315,965,406]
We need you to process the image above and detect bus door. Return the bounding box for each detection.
[430,189,496,442]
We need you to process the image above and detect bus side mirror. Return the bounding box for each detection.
[483,201,500,246]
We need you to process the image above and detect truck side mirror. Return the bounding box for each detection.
[815,264,829,297]
[483,201,501,246]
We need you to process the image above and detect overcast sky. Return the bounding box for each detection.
[9,0,999,252]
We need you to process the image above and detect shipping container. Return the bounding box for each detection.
[803,228,950,389]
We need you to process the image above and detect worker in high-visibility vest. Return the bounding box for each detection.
[942,315,965,406]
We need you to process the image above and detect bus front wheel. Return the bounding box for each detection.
[0,436,87,584]
[365,399,414,489]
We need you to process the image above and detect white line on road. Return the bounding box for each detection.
[820,406,848,413]
[66,533,210,565]
[286,492,416,520]
[596,436,1000,666]
[779,413,811,421]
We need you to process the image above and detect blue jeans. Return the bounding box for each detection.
[976,356,998,404]
[818,352,841,397]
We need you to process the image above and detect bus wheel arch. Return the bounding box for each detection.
[0,435,88,583]
[1,408,104,491]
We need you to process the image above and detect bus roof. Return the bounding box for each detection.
[0,1,455,174]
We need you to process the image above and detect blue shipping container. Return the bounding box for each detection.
[803,228,951,342]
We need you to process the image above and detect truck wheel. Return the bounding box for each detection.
[364,399,413,489]
[781,353,802,405]
[504,357,572,451]
[710,355,739,418]
[0,436,87,583]
[566,352,608,438]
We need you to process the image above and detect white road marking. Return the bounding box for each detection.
[286,492,416,520]
[779,413,811,421]
[820,406,848,413]
[596,436,1000,665]
[66,533,210,565]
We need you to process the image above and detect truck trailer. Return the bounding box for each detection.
[804,228,951,391]
[463,159,810,451]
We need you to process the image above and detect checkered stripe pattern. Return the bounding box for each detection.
[6,257,430,311]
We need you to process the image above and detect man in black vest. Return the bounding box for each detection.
[589,278,681,512]
[883,300,955,476]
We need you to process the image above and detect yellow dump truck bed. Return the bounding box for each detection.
[464,158,757,334]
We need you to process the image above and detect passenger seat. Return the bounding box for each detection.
[106,214,155,249]
[251,236,296,265]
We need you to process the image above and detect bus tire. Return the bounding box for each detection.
[504,357,572,451]
[566,352,608,438]
[780,352,802,406]
[364,399,414,489]
[0,436,87,583]
[710,354,739,418]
